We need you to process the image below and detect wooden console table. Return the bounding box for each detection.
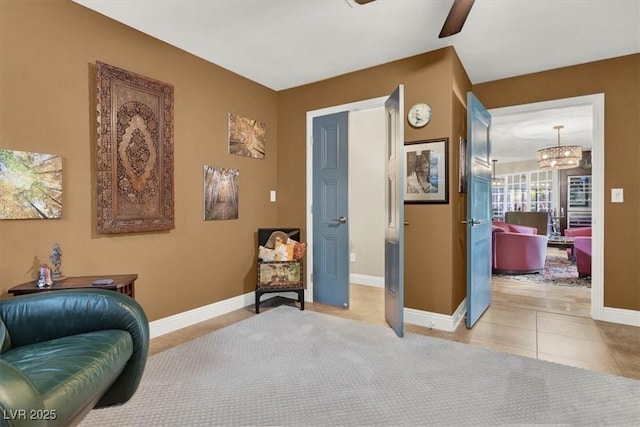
[7,274,137,299]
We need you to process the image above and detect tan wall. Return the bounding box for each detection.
[2,0,636,322]
[473,54,640,311]
[0,0,279,321]
[277,48,465,315]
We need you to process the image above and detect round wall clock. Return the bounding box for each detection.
[407,103,432,128]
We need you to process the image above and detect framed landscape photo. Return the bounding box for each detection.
[404,138,449,204]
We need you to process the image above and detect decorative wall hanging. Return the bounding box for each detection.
[203,165,239,220]
[0,149,62,219]
[404,138,449,204]
[458,137,467,193]
[96,61,174,234]
[228,113,266,159]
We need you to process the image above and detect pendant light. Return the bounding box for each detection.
[537,125,582,170]
[491,159,504,187]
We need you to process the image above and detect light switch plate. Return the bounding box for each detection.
[611,188,624,203]
[270,190,276,202]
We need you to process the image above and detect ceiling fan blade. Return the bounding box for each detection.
[354,0,377,4]
[439,0,475,38]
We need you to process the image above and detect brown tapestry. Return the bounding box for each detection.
[96,61,174,233]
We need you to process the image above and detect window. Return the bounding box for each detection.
[491,170,556,222]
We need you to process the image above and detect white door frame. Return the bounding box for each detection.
[489,93,605,321]
[305,96,387,302]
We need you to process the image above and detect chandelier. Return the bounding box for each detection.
[537,125,582,170]
[491,159,504,187]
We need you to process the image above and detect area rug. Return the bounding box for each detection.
[80,306,639,427]
[494,252,591,288]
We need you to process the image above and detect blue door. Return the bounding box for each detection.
[313,112,349,307]
[466,92,493,328]
[385,86,405,337]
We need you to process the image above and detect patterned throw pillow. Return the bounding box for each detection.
[293,242,307,260]
[274,242,295,261]
[258,245,277,261]
[265,231,290,249]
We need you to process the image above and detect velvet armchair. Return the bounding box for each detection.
[492,222,548,275]
[573,236,592,277]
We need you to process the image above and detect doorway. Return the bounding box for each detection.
[488,93,604,320]
[306,96,387,311]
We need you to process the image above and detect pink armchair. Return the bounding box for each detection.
[573,236,592,277]
[492,224,548,275]
[564,227,592,260]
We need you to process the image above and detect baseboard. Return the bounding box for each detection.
[149,292,300,338]
[602,306,640,327]
[404,298,467,332]
[149,292,253,338]
[350,274,384,288]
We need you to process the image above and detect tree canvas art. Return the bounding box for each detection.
[228,113,266,159]
[203,165,239,220]
[0,149,62,219]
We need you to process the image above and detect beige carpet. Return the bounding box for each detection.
[81,306,639,426]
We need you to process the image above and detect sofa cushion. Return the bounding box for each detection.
[1,329,133,424]
[0,315,10,354]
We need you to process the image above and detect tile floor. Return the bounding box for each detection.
[150,280,640,380]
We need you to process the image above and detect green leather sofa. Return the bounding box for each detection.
[0,289,149,426]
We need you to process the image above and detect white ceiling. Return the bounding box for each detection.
[490,104,594,164]
[73,0,639,162]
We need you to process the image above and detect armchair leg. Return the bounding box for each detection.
[255,290,260,314]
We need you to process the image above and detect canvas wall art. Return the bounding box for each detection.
[204,165,239,220]
[228,113,266,159]
[0,149,62,219]
[95,61,175,234]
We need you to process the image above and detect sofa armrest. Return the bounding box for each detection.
[564,227,592,237]
[0,360,45,427]
[0,289,149,406]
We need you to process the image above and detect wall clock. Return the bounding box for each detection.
[407,103,432,128]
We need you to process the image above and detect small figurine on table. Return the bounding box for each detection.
[36,264,54,288]
[49,243,66,281]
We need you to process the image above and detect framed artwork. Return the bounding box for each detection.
[404,138,449,204]
[228,113,266,159]
[0,149,62,219]
[203,165,239,220]
[459,137,467,193]
[96,61,175,234]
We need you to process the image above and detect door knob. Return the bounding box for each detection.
[332,216,347,224]
[461,219,486,226]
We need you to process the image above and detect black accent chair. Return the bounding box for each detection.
[255,228,304,314]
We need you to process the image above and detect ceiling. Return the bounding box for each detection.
[73,0,639,162]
